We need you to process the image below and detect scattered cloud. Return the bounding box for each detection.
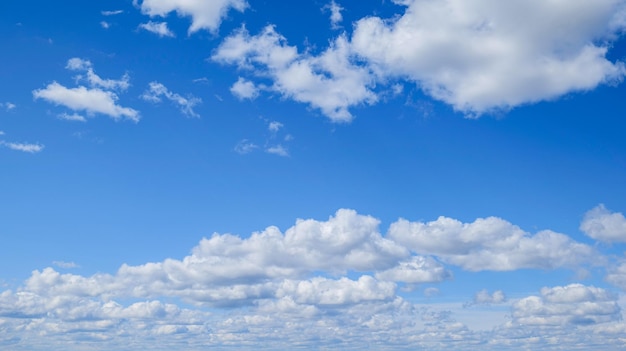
[213,25,377,122]
[0,141,44,153]
[134,0,248,34]
[101,10,123,16]
[234,139,258,154]
[141,82,201,117]
[511,284,620,326]
[139,21,175,37]
[52,261,80,269]
[268,121,283,133]
[388,215,596,271]
[230,77,259,100]
[465,289,506,307]
[100,21,111,29]
[1,102,16,111]
[580,204,626,243]
[66,57,130,91]
[324,0,343,29]
[33,82,139,122]
[265,144,289,157]
[0,131,4,135]
[350,0,626,115]
[58,112,87,122]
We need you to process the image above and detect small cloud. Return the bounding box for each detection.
[53,261,80,269]
[100,21,111,29]
[0,141,44,153]
[464,289,506,307]
[268,121,283,133]
[284,134,293,141]
[234,139,258,154]
[141,82,201,117]
[230,77,259,100]
[580,204,626,243]
[324,1,344,29]
[0,131,5,135]
[424,287,441,297]
[58,112,87,122]
[1,102,16,111]
[266,144,289,157]
[101,10,123,16]
[193,77,210,84]
[139,21,175,38]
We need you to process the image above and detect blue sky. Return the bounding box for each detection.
[2,0,626,349]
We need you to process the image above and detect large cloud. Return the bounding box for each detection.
[351,0,626,115]
[134,0,247,34]
[388,215,596,271]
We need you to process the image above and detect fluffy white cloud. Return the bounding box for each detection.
[139,21,175,37]
[0,102,16,111]
[66,58,130,91]
[511,284,620,326]
[351,0,626,115]
[33,82,139,122]
[268,121,283,133]
[265,144,288,157]
[0,141,44,153]
[580,204,626,243]
[141,81,201,117]
[388,215,596,271]
[375,256,451,284]
[276,276,396,306]
[213,26,377,122]
[324,0,343,29]
[468,289,506,306]
[134,0,247,34]
[230,77,259,100]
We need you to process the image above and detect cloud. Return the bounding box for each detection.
[58,112,87,122]
[1,102,16,111]
[66,58,130,91]
[234,139,258,154]
[141,81,201,117]
[266,144,289,157]
[134,0,248,34]
[33,82,139,122]
[0,209,618,349]
[511,284,620,326]
[388,215,596,271]
[213,25,377,122]
[268,121,283,133]
[324,0,343,29]
[101,10,123,16]
[0,141,44,153]
[139,21,175,37]
[230,77,259,100]
[351,0,626,115]
[465,289,506,307]
[52,261,80,269]
[100,21,110,29]
[580,204,626,243]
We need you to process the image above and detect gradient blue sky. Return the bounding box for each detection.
[2,0,626,349]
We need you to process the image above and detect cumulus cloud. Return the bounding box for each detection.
[0,141,44,153]
[230,77,259,100]
[388,215,596,271]
[268,121,283,133]
[465,289,506,307]
[0,209,617,349]
[511,284,620,326]
[66,57,130,91]
[139,21,175,37]
[580,204,626,243]
[324,0,343,29]
[134,0,248,34]
[265,144,289,157]
[33,82,139,122]
[141,81,201,117]
[213,25,377,122]
[351,0,626,115]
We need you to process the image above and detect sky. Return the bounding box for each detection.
[2,0,626,349]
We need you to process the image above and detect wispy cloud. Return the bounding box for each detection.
[1,141,44,153]
[141,82,201,117]
[139,21,175,38]
[101,10,123,16]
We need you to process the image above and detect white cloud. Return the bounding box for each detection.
[1,102,16,111]
[139,21,175,37]
[268,121,283,133]
[66,58,130,91]
[58,112,87,122]
[52,261,80,269]
[265,144,289,157]
[101,10,123,16]
[213,26,377,122]
[33,82,139,122]
[388,215,596,271]
[324,0,343,29]
[134,0,248,34]
[511,284,620,326]
[375,256,451,284]
[351,0,626,115]
[234,139,258,154]
[580,204,626,243]
[100,21,110,29]
[230,77,259,100]
[466,289,506,307]
[0,131,4,135]
[0,141,44,153]
[141,81,201,117]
